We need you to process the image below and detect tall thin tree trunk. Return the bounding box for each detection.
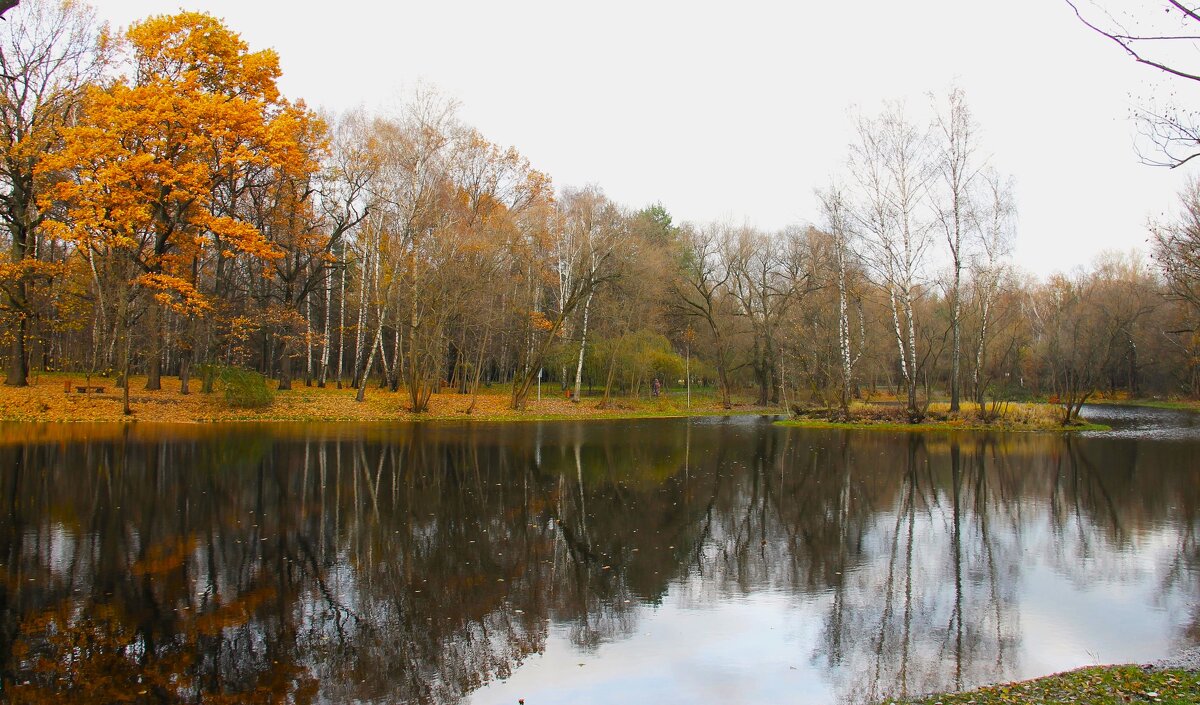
[356,303,389,403]
[973,289,993,405]
[837,244,853,418]
[319,263,332,387]
[950,257,962,412]
[903,286,918,416]
[571,290,593,402]
[352,251,370,388]
[145,300,162,391]
[337,248,347,388]
[304,289,314,386]
[122,334,132,416]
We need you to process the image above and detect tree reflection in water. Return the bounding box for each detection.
[0,418,1194,704]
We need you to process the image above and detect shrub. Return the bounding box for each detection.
[218,366,275,408]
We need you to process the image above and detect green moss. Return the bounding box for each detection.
[879,665,1200,705]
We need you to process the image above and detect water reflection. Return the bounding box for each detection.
[0,416,1195,704]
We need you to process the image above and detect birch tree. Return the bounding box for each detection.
[850,103,936,421]
[969,168,1015,404]
[819,184,862,418]
[933,86,981,412]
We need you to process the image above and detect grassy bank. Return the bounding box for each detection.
[878,665,1200,704]
[1090,397,1200,412]
[777,401,1110,432]
[0,373,775,424]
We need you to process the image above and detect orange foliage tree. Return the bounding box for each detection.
[39,12,309,398]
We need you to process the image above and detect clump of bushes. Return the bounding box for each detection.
[218,366,275,408]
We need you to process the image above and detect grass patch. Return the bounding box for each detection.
[1090,398,1200,412]
[879,665,1200,705]
[778,401,1110,433]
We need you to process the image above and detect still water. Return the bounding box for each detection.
[0,406,1195,704]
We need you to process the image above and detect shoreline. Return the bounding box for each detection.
[774,418,1111,433]
[0,375,1126,432]
[876,654,1200,704]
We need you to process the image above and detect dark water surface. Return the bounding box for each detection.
[0,408,1196,704]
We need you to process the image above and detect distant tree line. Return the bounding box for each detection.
[2,1,1199,417]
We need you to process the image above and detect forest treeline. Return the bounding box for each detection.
[2,2,1199,418]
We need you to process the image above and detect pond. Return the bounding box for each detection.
[0,406,1195,704]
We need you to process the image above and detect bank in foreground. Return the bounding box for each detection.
[878,665,1200,705]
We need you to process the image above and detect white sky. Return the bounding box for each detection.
[94,0,1195,277]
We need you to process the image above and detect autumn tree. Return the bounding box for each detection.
[510,186,624,411]
[555,186,625,403]
[40,12,301,396]
[0,0,103,386]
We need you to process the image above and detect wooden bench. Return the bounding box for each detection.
[73,385,106,394]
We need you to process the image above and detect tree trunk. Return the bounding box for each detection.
[571,291,593,402]
[356,311,388,404]
[304,290,314,386]
[336,247,347,389]
[145,301,162,390]
[319,264,332,387]
[4,308,28,387]
[122,335,132,416]
[973,290,993,406]
[949,256,962,412]
[352,251,370,388]
[466,325,491,413]
[836,246,852,418]
[179,353,190,395]
[278,337,293,391]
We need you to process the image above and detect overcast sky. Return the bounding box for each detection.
[96,0,1195,277]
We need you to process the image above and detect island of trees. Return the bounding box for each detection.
[2,1,1199,426]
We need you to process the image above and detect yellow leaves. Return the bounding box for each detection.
[138,273,211,316]
[528,310,554,332]
[0,258,67,283]
[125,12,280,101]
[202,214,283,261]
[37,10,325,337]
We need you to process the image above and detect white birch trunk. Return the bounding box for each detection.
[571,289,593,402]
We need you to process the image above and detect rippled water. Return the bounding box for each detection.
[0,410,1195,704]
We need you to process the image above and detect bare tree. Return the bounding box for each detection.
[933,86,982,412]
[1065,0,1200,167]
[969,169,1015,404]
[819,184,863,419]
[673,222,736,408]
[1153,176,1200,314]
[850,103,936,420]
[727,226,814,406]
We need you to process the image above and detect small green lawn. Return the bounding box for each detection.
[879,666,1200,705]
[775,418,1110,433]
